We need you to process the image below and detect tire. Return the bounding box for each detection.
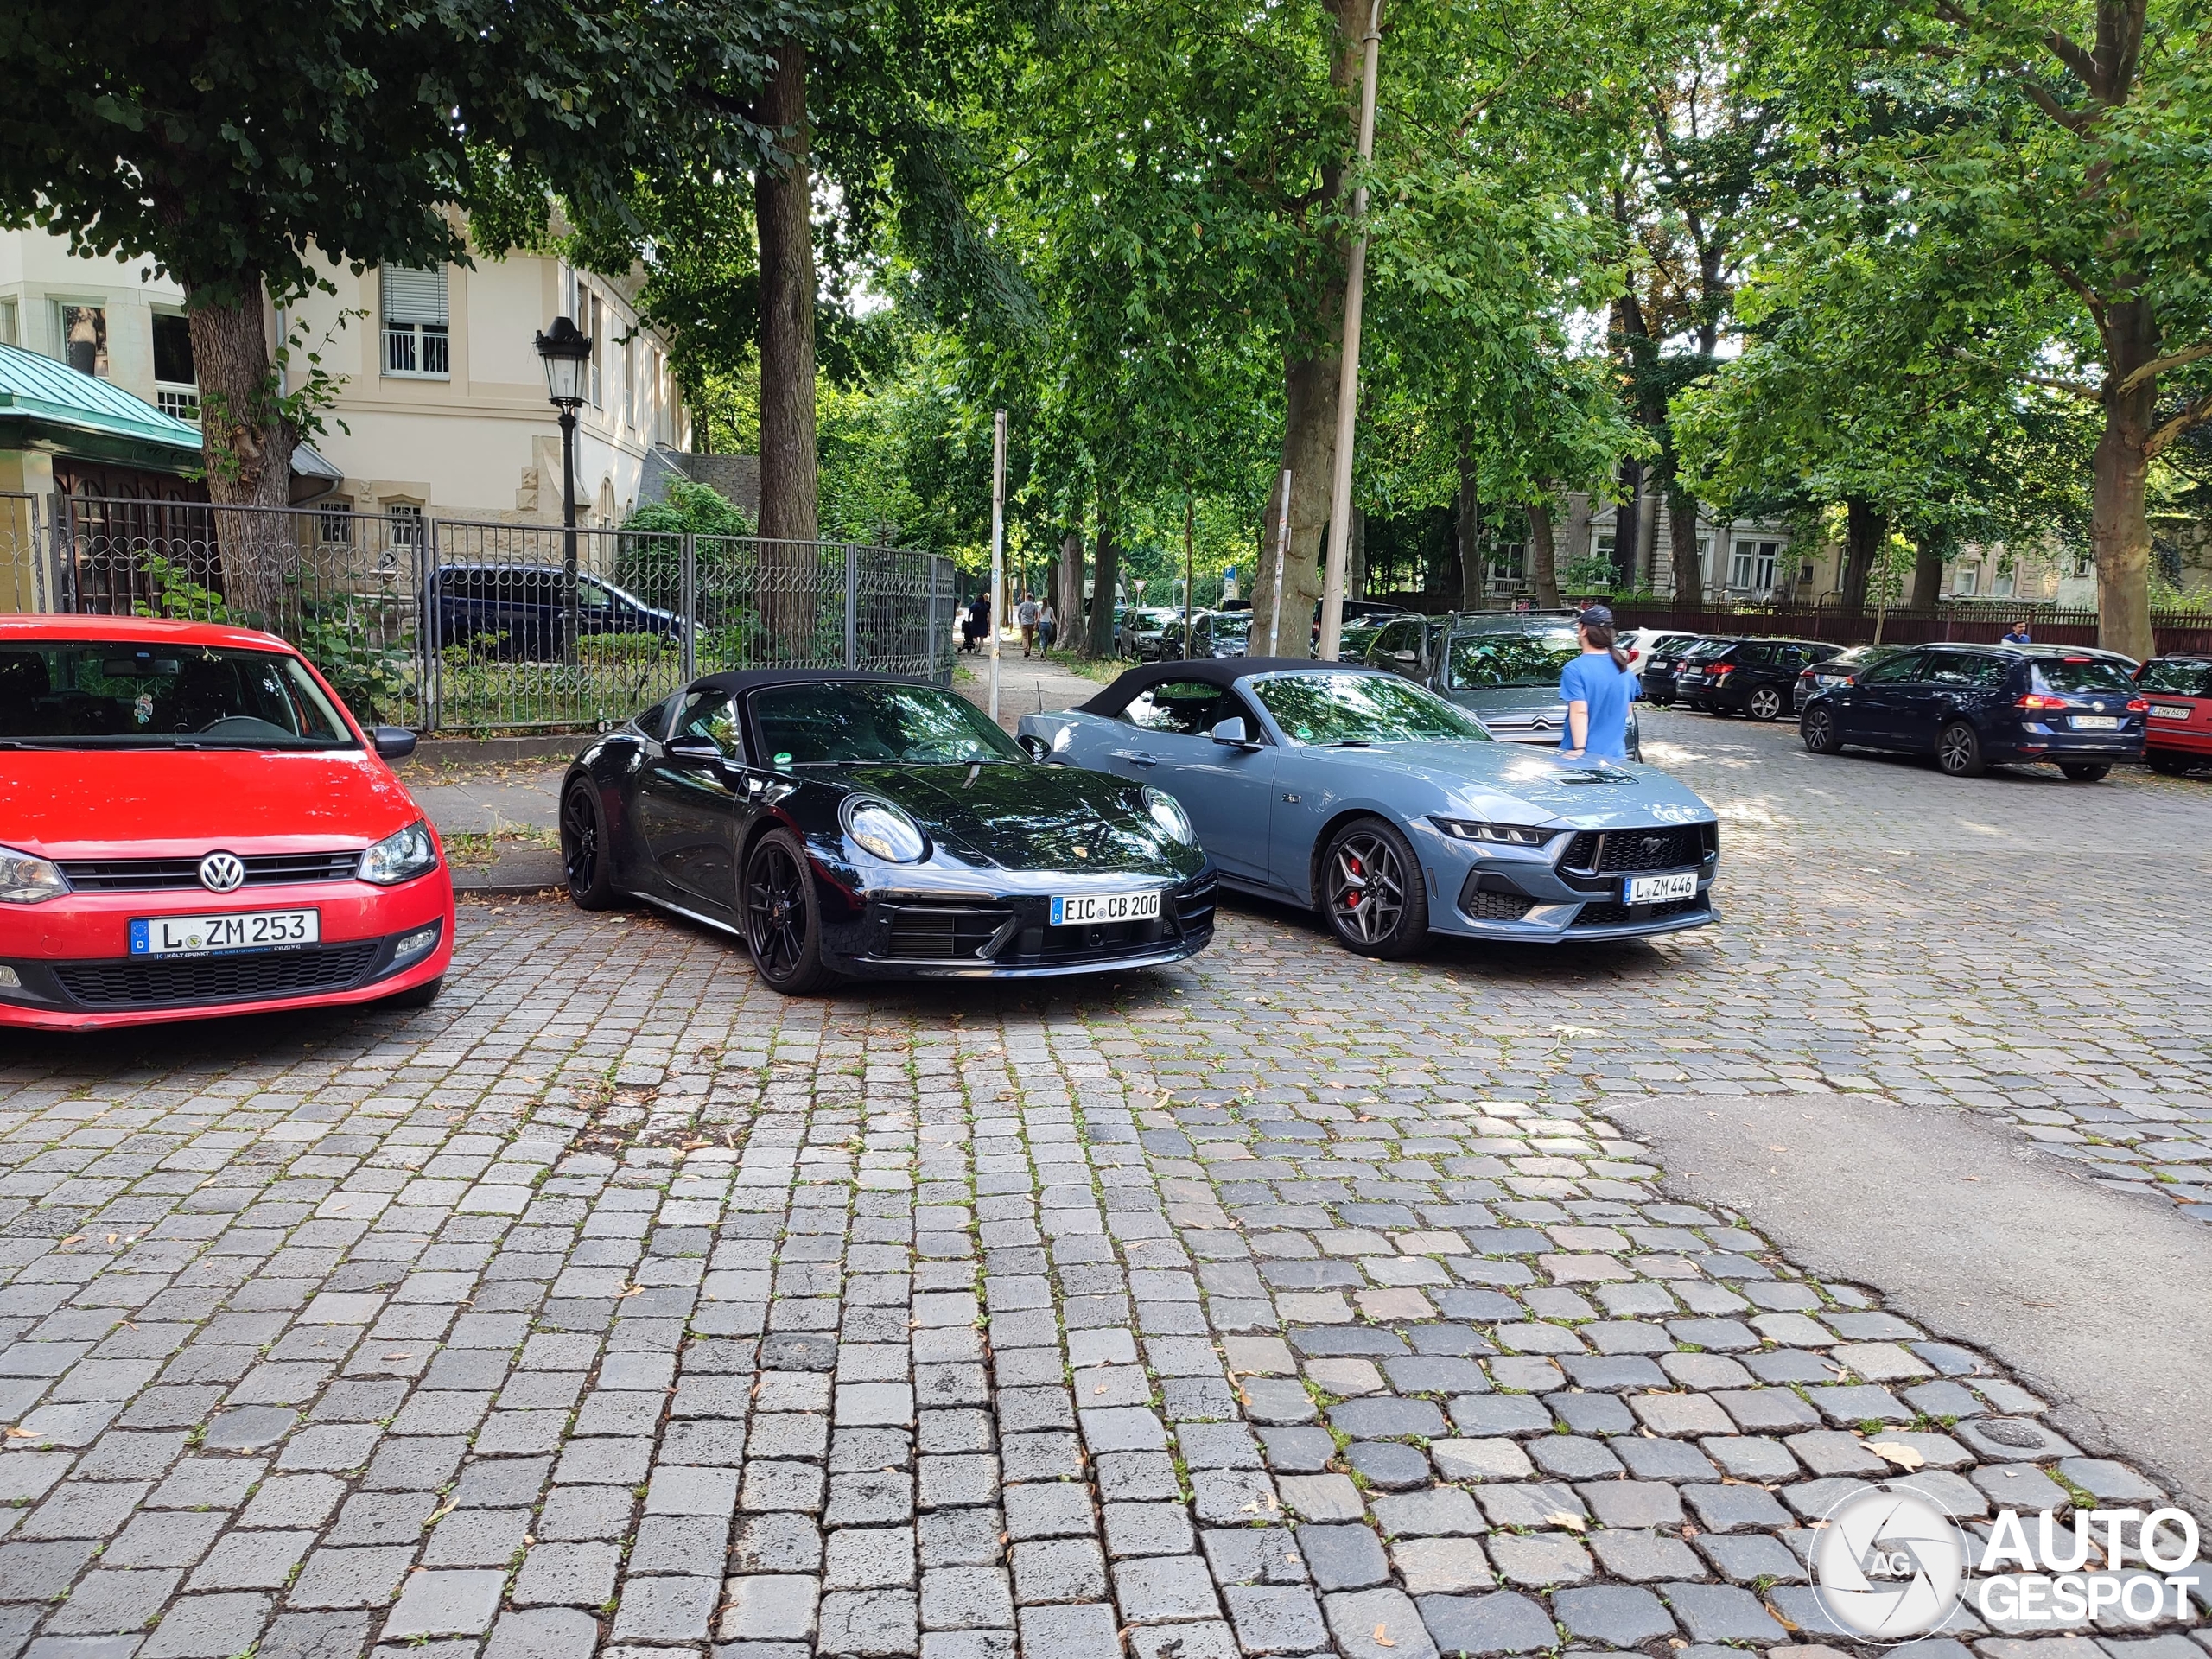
[1747,686,1784,721]
[742,828,834,994]
[1802,706,1843,754]
[376,975,442,1011]
[1937,721,1986,778]
[2059,762,2111,782]
[561,779,621,910]
[2147,751,2193,775]
[1319,817,1429,959]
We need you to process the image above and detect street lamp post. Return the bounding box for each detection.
[534,316,593,664]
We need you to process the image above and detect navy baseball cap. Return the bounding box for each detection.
[1575,604,1614,628]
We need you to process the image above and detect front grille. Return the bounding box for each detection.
[1560,823,1716,875]
[54,942,381,1009]
[1571,896,1707,929]
[883,905,1013,960]
[1174,879,1217,929]
[59,851,362,892]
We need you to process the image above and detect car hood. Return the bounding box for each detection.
[825,763,1201,876]
[1302,741,1713,830]
[2,748,423,858]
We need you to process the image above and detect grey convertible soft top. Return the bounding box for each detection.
[1076,658,1370,716]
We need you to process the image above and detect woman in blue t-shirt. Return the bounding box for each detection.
[1560,604,1637,760]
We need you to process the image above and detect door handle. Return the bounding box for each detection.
[1111,749,1158,767]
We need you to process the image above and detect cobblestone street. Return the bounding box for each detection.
[3,711,2209,1659]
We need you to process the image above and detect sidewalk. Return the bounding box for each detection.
[953,649,1108,731]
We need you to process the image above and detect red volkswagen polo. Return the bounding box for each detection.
[0,616,454,1030]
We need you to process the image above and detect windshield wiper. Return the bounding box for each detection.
[1328,739,1372,747]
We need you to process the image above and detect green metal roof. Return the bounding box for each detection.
[0,340,204,473]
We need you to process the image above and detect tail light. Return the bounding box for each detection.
[1710,664,1735,677]
[2126,697,2147,713]
[2016,693,2069,710]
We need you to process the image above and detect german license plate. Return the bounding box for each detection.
[130,910,319,957]
[1678,671,1704,684]
[2150,704,2192,721]
[1050,891,1162,926]
[1624,872,1698,904]
[2070,715,2120,730]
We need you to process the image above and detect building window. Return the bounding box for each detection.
[152,313,199,422]
[1486,542,1527,586]
[1955,564,1979,597]
[1993,566,2015,600]
[385,501,424,547]
[58,304,108,378]
[1729,538,1778,593]
[381,267,450,378]
[588,293,604,409]
[0,299,17,347]
[317,500,356,547]
[622,334,635,430]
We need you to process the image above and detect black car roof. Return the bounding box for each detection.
[689,668,929,697]
[1076,658,1373,715]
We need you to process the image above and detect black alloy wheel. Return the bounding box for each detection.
[1936,721,1986,778]
[1320,817,1429,959]
[562,780,620,910]
[1802,706,1843,754]
[2059,761,2112,782]
[1747,686,1785,721]
[743,829,832,993]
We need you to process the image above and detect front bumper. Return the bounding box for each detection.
[0,872,454,1030]
[820,874,1217,979]
[1413,820,1719,944]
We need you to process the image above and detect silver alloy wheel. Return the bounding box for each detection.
[1327,830,1405,946]
[1938,722,1980,776]
[1749,686,1783,721]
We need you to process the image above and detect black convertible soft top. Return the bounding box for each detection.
[1075,657,1375,715]
[688,668,926,697]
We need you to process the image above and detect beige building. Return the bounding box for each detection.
[0,224,694,530]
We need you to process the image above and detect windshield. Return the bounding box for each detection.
[2139,659,2212,696]
[1252,672,1491,744]
[2031,658,2135,695]
[1212,615,1251,643]
[752,681,1024,766]
[0,640,355,748]
[1444,626,1580,690]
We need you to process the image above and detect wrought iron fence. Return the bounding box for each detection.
[0,494,956,734]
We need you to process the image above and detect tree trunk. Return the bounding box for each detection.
[1087,498,1121,658]
[1454,440,1482,609]
[1057,529,1084,642]
[756,35,818,651]
[1254,353,1339,659]
[1348,507,1366,601]
[1667,485,1702,606]
[1528,500,1560,609]
[1249,0,1363,661]
[1840,496,1887,618]
[187,282,292,626]
[1610,457,1642,590]
[2093,296,2158,662]
[1909,531,1946,609]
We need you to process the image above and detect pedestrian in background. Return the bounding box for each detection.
[1039,601,1058,654]
[1017,591,1041,656]
[1560,603,1637,761]
[2003,619,2033,644]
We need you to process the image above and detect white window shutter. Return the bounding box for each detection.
[381,266,449,326]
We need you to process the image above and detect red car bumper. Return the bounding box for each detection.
[0,872,455,1032]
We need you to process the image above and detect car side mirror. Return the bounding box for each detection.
[1393,651,1417,665]
[666,734,726,766]
[1017,734,1051,761]
[372,726,417,760]
[1211,716,1253,747]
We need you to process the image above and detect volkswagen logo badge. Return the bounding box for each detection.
[198,851,246,893]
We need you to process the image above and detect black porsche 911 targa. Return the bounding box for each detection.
[559,671,1217,992]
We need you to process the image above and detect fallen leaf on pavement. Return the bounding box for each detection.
[1867,1441,1927,1471]
[1372,1626,1396,1648]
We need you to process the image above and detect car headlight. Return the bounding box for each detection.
[1430,819,1555,848]
[843,798,927,862]
[1142,787,1197,844]
[359,821,440,886]
[0,845,69,905]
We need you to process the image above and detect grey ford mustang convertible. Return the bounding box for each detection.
[560,671,1216,992]
[1019,659,1720,958]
